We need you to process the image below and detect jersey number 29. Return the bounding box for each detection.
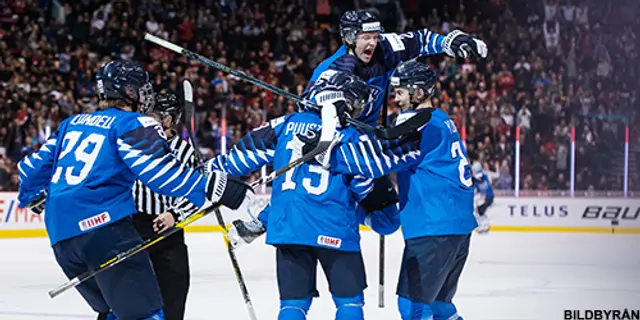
[281,137,329,195]
[451,141,472,187]
[51,131,105,185]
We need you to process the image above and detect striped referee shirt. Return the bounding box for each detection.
[132,130,200,220]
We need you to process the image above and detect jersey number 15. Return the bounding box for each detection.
[281,137,329,195]
[52,131,105,185]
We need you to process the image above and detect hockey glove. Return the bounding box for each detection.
[299,129,321,157]
[206,171,255,210]
[227,219,266,249]
[295,128,338,169]
[334,100,352,128]
[443,30,488,59]
[359,175,399,213]
[27,191,47,215]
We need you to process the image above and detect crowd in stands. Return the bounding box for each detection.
[0,0,637,193]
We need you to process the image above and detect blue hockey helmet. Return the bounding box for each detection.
[303,70,380,121]
[96,59,155,113]
[390,60,437,99]
[340,10,382,47]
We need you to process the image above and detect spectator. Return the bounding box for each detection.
[0,0,635,195]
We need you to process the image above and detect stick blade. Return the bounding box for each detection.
[182,80,194,103]
[182,80,195,131]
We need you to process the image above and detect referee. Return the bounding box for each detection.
[131,92,198,320]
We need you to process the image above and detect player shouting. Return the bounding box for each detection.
[301,61,476,320]
[308,9,488,126]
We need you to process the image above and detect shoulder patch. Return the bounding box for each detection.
[382,33,405,52]
[137,116,159,128]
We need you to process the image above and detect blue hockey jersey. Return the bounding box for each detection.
[324,108,477,239]
[17,108,207,245]
[307,29,445,125]
[473,172,494,198]
[255,195,400,237]
[206,111,400,251]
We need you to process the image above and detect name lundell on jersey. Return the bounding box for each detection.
[70,114,116,129]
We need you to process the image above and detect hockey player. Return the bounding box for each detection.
[472,162,494,233]
[203,70,410,320]
[129,92,199,320]
[16,59,254,320]
[307,9,488,126]
[301,61,476,320]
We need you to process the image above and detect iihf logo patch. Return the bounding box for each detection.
[78,212,111,232]
[317,235,342,248]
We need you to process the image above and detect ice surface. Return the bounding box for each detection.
[1,232,639,319]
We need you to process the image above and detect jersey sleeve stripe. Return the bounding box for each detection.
[233,144,251,169]
[227,155,242,174]
[364,140,385,175]
[357,142,376,177]
[17,163,27,177]
[130,154,152,168]
[170,168,194,193]
[139,156,165,176]
[23,157,34,168]
[159,162,185,189]
[338,147,353,172]
[148,158,178,184]
[184,175,203,198]
[346,144,365,175]
[373,140,393,168]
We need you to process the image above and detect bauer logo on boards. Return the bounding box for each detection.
[317,235,342,248]
[79,212,111,232]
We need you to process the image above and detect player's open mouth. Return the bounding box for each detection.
[363,49,373,57]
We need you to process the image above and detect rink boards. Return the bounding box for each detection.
[1,192,639,238]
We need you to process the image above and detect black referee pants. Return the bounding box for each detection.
[132,213,190,320]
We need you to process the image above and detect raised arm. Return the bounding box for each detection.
[380,29,488,68]
[206,116,284,176]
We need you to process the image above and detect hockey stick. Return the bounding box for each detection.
[144,33,431,140]
[378,86,390,309]
[183,80,258,320]
[48,111,339,299]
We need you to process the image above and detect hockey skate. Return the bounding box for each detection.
[474,212,490,234]
[227,219,266,249]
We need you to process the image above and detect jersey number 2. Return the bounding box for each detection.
[281,137,329,195]
[451,141,472,187]
[51,131,105,185]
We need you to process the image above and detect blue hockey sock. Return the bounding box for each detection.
[432,301,462,320]
[398,296,433,320]
[278,298,312,320]
[332,293,364,320]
